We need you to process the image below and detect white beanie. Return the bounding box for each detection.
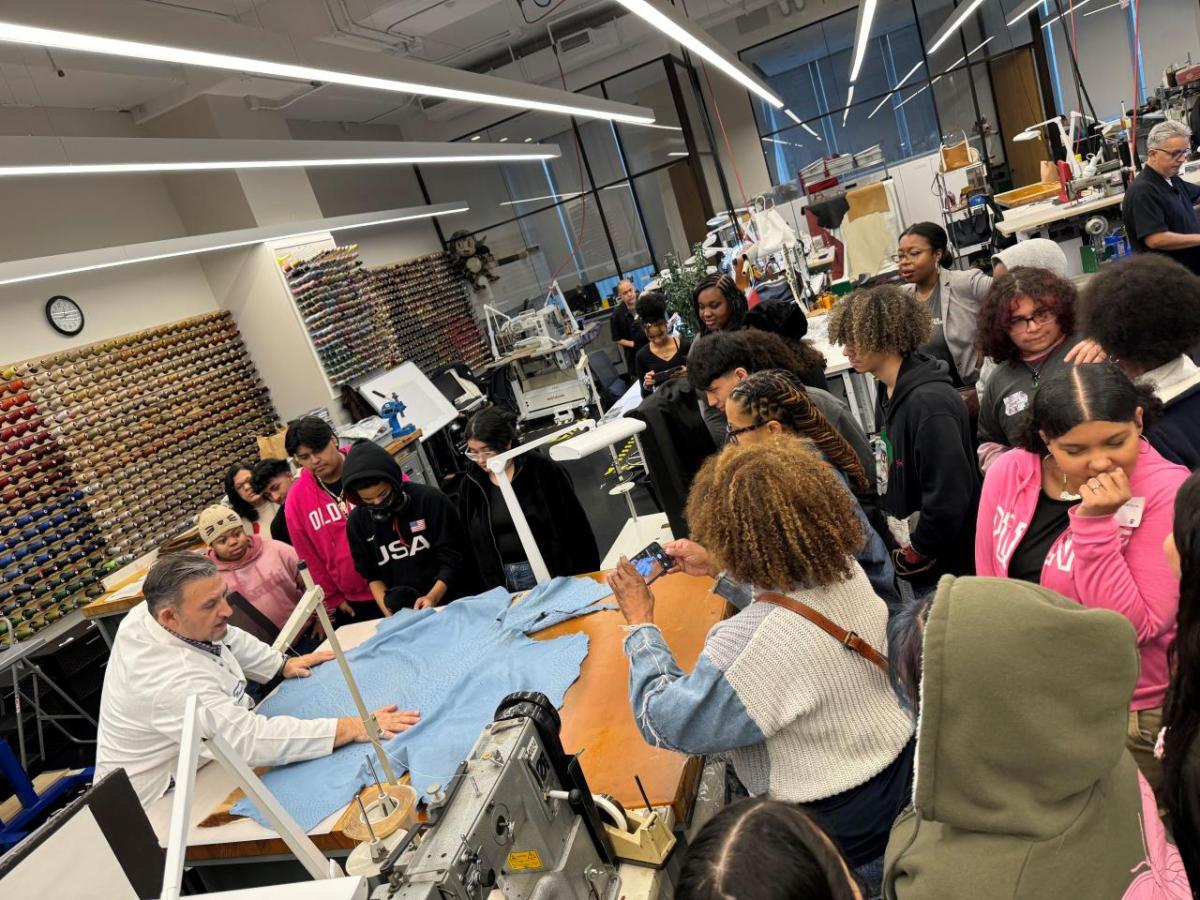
[993,238,1069,278]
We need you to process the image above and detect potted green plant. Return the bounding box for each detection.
[659,243,709,338]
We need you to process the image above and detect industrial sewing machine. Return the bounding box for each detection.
[482,285,595,425]
[369,692,624,900]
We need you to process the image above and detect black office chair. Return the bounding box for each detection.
[588,350,627,409]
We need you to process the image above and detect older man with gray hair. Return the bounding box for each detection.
[94,552,419,808]
[1122,119,1200,275]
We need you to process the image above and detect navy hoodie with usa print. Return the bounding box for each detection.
[342,441,481,611]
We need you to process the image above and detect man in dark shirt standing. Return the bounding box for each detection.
[1123,120,1200,275]
[609,278,647,380]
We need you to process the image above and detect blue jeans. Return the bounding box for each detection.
[504,561,537,593]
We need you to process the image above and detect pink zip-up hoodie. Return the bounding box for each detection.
[208,536,303,630]
[976,442,1189,709]
[284,459,372,612]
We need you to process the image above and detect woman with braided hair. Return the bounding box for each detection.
[608,436,914,892]
[724,369,899,610]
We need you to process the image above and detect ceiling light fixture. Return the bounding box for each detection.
[0,136,560,177]
[1083,0,1122,14]
[926,0,989,54]
[0,18,655,125]
[1006,0,1045,26]
[668,151,690,157]
[609,0,783,107]
[868,61,923,119]
[783,109,822,140]
[0,203,468,287]
[1041,0,1096,27]
[499,191,586,207]
[849,0,879,82]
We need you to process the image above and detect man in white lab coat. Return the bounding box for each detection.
[94,552,419,808]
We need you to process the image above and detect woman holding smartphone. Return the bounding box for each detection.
[635,292,689,392]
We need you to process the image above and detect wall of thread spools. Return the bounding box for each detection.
[283,246,490,386]
[0,311,279,643]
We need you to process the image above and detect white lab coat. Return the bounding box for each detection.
[94,602,338,808]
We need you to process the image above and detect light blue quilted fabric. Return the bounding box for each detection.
[231,577,613,830]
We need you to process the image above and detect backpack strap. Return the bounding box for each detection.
[756,591,889,674]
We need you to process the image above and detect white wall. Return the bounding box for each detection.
[0,257,218,363]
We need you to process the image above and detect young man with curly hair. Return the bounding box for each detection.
[829,285,979,589]
[607,437,914,891]
[1080,255,1200,468]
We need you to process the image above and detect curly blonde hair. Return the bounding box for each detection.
[686,435,862,591]
[828,285,931,356]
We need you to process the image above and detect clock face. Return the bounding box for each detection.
[46,296,84,337]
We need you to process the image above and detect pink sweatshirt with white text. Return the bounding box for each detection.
[976,443,1188,709]
[284,463,372,612]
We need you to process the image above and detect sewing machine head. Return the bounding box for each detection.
[371,693,620,900]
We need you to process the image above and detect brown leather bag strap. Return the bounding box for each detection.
[756,591,889,674]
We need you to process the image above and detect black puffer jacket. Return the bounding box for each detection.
[458,450,600,587]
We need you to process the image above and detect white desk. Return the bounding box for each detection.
[997,192,1123,237]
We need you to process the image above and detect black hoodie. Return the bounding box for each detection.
[458,451,600,587]
[876,354,979,586]
[342,442,481,610]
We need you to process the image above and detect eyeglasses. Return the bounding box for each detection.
[465,448,498,462]
[1009,307,1054,331]
[889,248,931,264]
[726,421,767,444]
[1151,147,1190,161]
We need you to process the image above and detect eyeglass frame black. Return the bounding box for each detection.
[725,420,768,443]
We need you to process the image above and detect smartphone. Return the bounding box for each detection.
[629,541,673,584]
[656,366,684,381]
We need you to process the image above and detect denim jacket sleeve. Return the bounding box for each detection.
[622,624,765,756]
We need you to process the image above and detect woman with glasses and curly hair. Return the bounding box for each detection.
[458,407,599,592]
[974,267,1105,471]
[829,285,979,590]
[608,436,914,892]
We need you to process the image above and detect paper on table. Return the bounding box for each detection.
[107,579,147,602]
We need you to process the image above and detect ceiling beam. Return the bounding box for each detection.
[131,70,238,124]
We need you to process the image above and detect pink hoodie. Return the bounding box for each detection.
[977,443,1188,709]
[208,536,303,630]
[283,460,373,612]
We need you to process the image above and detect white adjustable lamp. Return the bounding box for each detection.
[484,421,595,584]
[1014,112,1095,179]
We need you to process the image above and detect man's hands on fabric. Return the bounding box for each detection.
[284,650,334,678]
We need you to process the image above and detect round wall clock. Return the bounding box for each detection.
[46,296,84,337]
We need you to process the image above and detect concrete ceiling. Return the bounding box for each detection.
[0,0,786,132]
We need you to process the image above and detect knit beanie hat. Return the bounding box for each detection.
[993,238,1069,278]
[197,506,242,545]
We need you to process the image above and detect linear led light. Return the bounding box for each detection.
[784,108,803,125]
[868,61,924,119]
[762,136,803,148]
[0,203,467,287]
[849,0,879,83]
[0,155,556,176]
[610,0,783,107]
[1006,0,1044,26]
[927,0,990,54]
[0,21,654,125]
[0,136,559,177]
[896,84,931,110]
[668,151,690,157]
[1041,0,1097,27]
[783,109,822,140]
[1083,1,1123,14]
[500,191,583,206]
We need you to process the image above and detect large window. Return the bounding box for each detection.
[743,0,1013,187]
[416,58,719,310]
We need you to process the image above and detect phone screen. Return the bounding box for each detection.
[629,542,670,584]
